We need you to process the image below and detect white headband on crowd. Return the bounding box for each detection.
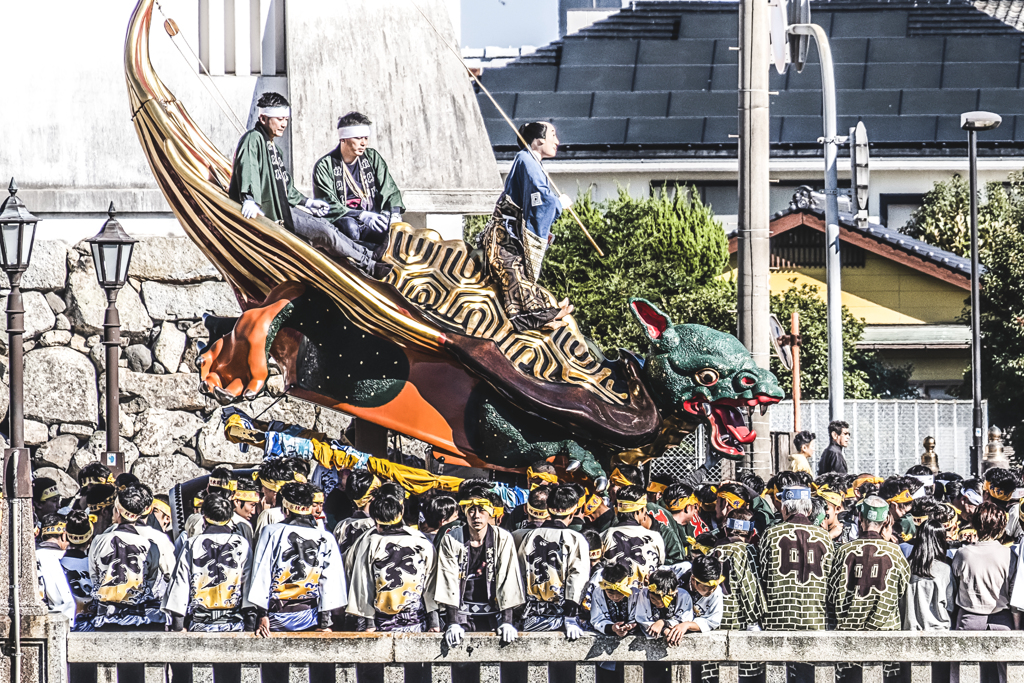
[259,106,290,118]
[910,474,934,487]
[338,125,371,139]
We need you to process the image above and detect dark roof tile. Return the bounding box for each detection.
[867,37,945,62]
[943,62,1019,88]
[900,89,977,115]
[771,91,824,117]
[515,92,593,119]
[836,90,900,116]
[592,92,670,117]
[944,35,1021,60]
[637,39,716,65]
[863,63,942,90]
[634,65,712,91]
[551,117,629,144]
[831,11,910,37]
[561,39,639,66]
[476,92,516,120]
[978,87,1024,111]
[480,65,557,93]
[556,66,635,92]
[668,91,735,116]
[626,117,705,144]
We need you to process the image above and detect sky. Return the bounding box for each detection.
[461,0,560,49]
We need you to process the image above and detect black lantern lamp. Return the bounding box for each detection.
[0,179,39,276]
[87,203,137,476]
[87,202,137,291]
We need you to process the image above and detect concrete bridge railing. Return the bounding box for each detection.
[63,631,1024,683]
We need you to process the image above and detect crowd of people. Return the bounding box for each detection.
[28,418,1024,683]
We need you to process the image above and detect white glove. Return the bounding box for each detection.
[559,193,573,210]
[359,211,389,233]
[389,211,403,226]
[564,617,584,641]
[445,623,465,647]
[305,198,330,217]
[496,623,518,644]
[241,199,262,219]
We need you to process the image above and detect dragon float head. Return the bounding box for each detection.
[629,298,784,459]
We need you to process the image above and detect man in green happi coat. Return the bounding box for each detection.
[312,111,405,247]
[227,92,388,279]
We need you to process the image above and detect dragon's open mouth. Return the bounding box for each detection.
[683,396,781,456]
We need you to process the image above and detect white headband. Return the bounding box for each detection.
[259,106,290,118]
[911,474,934,488]
[911,486,927,500]
[338,125,371,139]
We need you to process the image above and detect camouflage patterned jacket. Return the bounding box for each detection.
[758,515,834,630]
[828,531,909,631]
[710,539,767,630]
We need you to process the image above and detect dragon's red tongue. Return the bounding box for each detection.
[711,404,757,445]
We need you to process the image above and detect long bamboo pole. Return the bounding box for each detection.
[411,2,605,257]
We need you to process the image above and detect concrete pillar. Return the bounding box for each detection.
[207,0,227,76]
[233,0,251,76]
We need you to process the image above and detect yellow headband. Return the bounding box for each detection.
[609,468,633,488]
[353,477,382,508]
[616,496,648,514]
[378,511,404,526]
[282,499,313,515]
[151,499,171,517]
[67,526,94,545]
[647,582,675,605]
[41,521,66,536]
[260,478,286,493]
[193,497,205,509]
[853,475,885,489]
[589,548,603,560]
[647,481,668,495]
[985,481,1013,502]
[687,536,712,556]
[312,491,324,504]
[886,490,913,504]
[582,494,603,516]
[527,467,558,487]
[233,490,260,503]
[460,498,496,516]
[39,485,60,502]
[817,490,843,508]
[844,487,856,500]
[209,476,232,490]
[204,516,231,526]
[526,503,549,520]
[695,575,724,588]
[667,493,697,512]
[81,474,115,487]
[115,499,140,523]
[600,576,633,596]
[718,491,745,510]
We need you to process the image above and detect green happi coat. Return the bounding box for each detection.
[312,148,404,224]
[710,540,767,630]
[827,533,909,631]
[758,516,834,630]
[227,122,306,223]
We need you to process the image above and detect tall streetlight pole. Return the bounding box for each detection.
[0,179,39,683]
[738,0,772,477]
[960,111,1001,476]
[87,204,137,475]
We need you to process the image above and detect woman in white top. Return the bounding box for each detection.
[902,519,954,631]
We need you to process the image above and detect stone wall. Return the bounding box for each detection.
[15,237,351,497]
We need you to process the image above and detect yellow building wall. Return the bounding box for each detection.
[725,252,968,324]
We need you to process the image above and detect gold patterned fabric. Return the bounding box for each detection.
[480,197,560,332]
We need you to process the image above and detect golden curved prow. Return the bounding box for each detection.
[124,0,444,351]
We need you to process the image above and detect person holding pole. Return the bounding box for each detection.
[480,122,575,332]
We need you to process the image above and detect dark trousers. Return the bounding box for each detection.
[335,216,387,245]
[291,208,374,271]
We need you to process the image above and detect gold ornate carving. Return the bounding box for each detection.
[384,224,628,405]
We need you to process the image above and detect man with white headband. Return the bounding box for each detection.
[312,111,405,246]
[227,92,389,279]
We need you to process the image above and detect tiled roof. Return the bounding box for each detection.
[478,0,1024,159]
[759,187,975,278]
[975,0,1024,31]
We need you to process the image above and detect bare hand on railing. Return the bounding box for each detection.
[647,619,666,638]
[665,623,689,645]
[611,622,633,638]
[255,617,271,638]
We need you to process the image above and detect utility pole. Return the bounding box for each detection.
[737,0,772,477]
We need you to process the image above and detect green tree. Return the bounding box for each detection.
[900,171,1024,449]
[901,174,1015,257]
[464,190,911,399]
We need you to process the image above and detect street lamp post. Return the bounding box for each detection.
[0,178,39,683]
[87,203,137,475]
[960,111,1001,476]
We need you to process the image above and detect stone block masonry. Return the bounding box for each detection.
[8,237,353,494]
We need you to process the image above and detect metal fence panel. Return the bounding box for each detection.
[771,400,985,476]
[650,425,723,482]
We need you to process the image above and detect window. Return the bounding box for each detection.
[879,193,924,230]
[199,0,285,76]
